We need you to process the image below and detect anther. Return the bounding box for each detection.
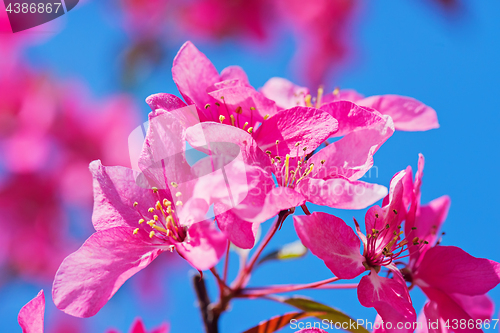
[220,96,224,100]
[149,231,155,238]
[171,182,178,188]
[219,115,225,123]
[175,192,182,197]
[138,219,145,224]
[243,122,248,130]
[148,207,155,213]
[393,209,398,214]
[205,104,210,109]
[263,114,270,120]
[247,127,253,134]
[133,202,138,207]
[250,107,256,111]
[152,187,158,193]
[230,114,235,126]
[215,102,220,107]
[133,228,139,235]
[305,94,312,107]
[154,215,159,221]
[333,87,340,95]
[320,160,325,165]
[235,106,243,114]
[176,201,183,206]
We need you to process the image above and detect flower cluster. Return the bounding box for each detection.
[17,41,500,332]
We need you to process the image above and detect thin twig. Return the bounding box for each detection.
[193,275,219,333]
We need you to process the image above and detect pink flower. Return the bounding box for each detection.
[52,157,227,317]
[398,155,500,332]
[293,169,418,330]
[261,78,439,132]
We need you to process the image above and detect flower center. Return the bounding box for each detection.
[264,140,316,189]
[206,96,267,134]
[131,184,187,247]
[363,220,428,269]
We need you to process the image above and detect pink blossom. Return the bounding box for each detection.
[294,169,418,330]
[398,155,500,332]
[52,154,226,317]
[262,78,439,132]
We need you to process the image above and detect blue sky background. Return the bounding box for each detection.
[1,0,499,331]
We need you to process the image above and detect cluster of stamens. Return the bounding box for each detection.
[131,182,187,249]
[205,96,270,134]
[265,140,317,188]
[360,211,429,269]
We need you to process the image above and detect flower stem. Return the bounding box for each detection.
[238,276,340,297]
[193,274,219,333]
[223,240,230,283]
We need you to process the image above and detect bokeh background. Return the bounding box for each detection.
[0,0,499,332]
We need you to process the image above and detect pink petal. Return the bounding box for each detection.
[357,95,439,131]
[407,195,451,266]
[145,93,187,114]
[18,290,44,333]
[172,41,220,108]
[254,106,338,157]
[421,287,482,333]
[53,227,163,317]
[311,103,394,180]
[319,101,386,137]
[239,186,306,223]
[214,203,258,249]
[415,246,500,296]
[260,77,309,110]
[294,212,365,279]
[357,273,416,332]
[297,178,388,210]
[90,160,158,231]
[220,66,251,86]
[417,301,447,333]
[176,220,227,271]
[451,293,495,321]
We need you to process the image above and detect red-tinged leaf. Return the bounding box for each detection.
[243,311,325,333]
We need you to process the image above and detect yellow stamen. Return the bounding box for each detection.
[149,231,155,238]
[305,94,312,107]
[333,87,340,95]
[263,114,270,120]
[133,202,138,207]
[230,114,235,126]
[156,201,162,210]
[148,207,155,213]
[316,86,324,108]
[152,225,169,233]
[175,192,182,197]
[205,103,210,109]
[163,199,171,207]
[243,122,248,130]
[171,182,178,188]
[219,115,225,123]
[147,220,155,227]
[154,215,159,221]
[247,127,253,134]
[250,107,256,111]
[176,200,183,206]
[138,219,145,224]
[285,154,290,186]
[133,228,139,235]
[152,187,158,193]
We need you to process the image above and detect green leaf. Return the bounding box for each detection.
[259,240,307,265]
[242,311,326,333]
[280,296,370,333]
